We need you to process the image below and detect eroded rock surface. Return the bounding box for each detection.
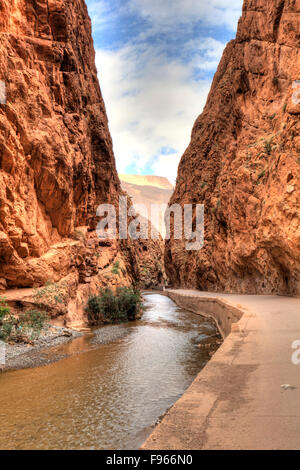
[0,0,141,324]
[166,0,300,295]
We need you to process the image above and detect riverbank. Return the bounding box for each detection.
[1,288,146,372]
[1,290,221,373]
[0,293,219,450]
[142,289,300,450]
[1,326,84,371]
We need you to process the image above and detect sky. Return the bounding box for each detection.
[86,0,243,183]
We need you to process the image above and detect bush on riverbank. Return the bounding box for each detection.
[33,281,69,317]
[0,298,48,343]
[85,287,143,326]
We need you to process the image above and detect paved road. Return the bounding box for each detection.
[142,289,300,450]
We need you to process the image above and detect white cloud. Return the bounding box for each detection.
[96,44,213,183]
[151,153,182,184]
[188,38,227,72]
[129,0,243,33]
[86,0,115,32]
[89,0,243,183]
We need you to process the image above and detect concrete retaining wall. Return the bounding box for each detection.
[167,291,243,338]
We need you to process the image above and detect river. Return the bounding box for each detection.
[0,293,220,450]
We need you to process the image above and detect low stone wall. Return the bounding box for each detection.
[166,291,243,338]
[142,291,249,450]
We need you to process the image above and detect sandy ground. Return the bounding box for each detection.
[1,326,83,371]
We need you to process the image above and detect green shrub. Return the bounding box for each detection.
[20,309,48,332]
[117,287,143,322]
[0,322,13,341]
[0,298,48,342]
[33,281,68,316]
[87,289,118,325]
[111,261,120,275]
[85,287,143,326]
[0,297,10,321]
[0,298,14,341]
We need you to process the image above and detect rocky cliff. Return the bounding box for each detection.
[166,0,300,295]
[0,0,142,325]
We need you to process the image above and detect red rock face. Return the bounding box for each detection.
[0,0,146,324]
[166,0,300,295]
[0,0,124,286]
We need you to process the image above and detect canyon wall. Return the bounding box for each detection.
[0,0,150,325]
[166,0,300,295]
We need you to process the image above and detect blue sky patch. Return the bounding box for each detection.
[86,0,243,182]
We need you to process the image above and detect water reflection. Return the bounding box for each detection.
[0,294,218,450]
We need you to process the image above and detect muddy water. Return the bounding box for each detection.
[0,293,219,450]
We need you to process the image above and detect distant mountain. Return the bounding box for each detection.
[119,175,174,237]
[119,174,173,191]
